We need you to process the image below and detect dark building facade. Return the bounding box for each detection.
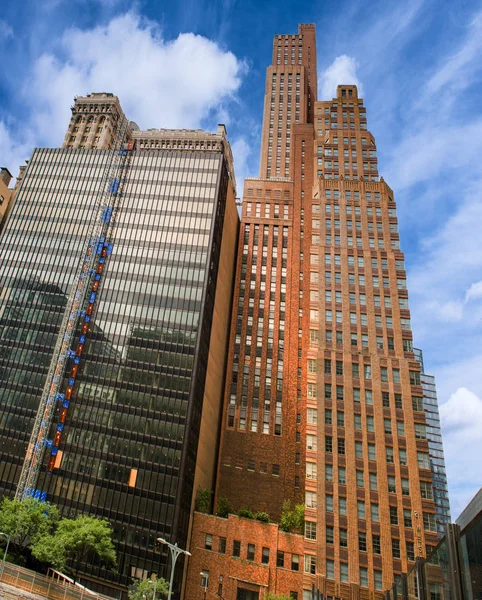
[0,122,239,595]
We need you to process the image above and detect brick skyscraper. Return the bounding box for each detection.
[186,24,443,600]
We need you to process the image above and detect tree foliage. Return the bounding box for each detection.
[31,515,116,580]
[128,576,169,600]
[279,500,304,532]
[265,593,292,600]
[216,497,230,518]
[195,489,212,513]
[0,497,59,560]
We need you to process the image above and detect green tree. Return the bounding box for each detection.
[216,497,230,518]
[265,593,292,600]
[0,497,59,562]
[32,515,117,581]
[195,489,212,513]
[128,576,169,600]
[279,500,304,532]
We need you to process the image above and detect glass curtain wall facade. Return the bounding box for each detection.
[0,142,238,595]
[414,348,451,537]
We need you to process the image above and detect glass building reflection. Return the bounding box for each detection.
[0,123,239,596]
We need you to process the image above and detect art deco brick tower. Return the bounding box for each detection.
[186,23,442,599]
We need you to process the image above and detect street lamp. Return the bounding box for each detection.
[0,532,10,578]
[200,572,207,599]
[150,574,159,600]
[157,537,191,600]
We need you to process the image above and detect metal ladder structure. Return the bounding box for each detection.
[15,117,134,501]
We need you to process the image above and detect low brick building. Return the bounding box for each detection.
[185,513,385,599]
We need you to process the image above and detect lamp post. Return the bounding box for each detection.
[157,537,191,600]
[0,532,10,578]
[151,574,158,600]
[200,572,207,599]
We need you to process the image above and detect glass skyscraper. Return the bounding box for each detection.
[0,119,239,596]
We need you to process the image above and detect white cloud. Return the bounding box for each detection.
[319,55,363,100]
[466,280,482,302]
[2,12,246,175]
[424,9,482,104]
[440,387,482,517]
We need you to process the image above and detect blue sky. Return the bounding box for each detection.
[1,0,482,518]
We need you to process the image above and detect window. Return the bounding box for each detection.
[404,509,413,528]
[415,423,427,440]
[339,497,347,516]
[418,452,430,470]
[421,480,434,500]
[326,494,334,512]
[272,464,280,476]
[388,476,396,493]
[400,448,407,466]
[357,501,366,519]
[325,436,333,453]
[338,438,345,455]
[371,503,379,522]
[338,467,346,485]
[233,540,241,557]
[205,534,213,550]
[384,419,392,434]
[217,536,226,554]
[325,409,332,425]
[412,396,424,412]
[306,462,317,480]
[304,554,316,574]
[305,521,317,540]
[306,491,317,508]
[336,386,344,400]
[340,563,349,583]
[339,529,348,548]
[359,532,367,552]
[247,543,255,561]
[386,447,394,463]
[356,470,364,488]
[373,535,381,554]
[374,570,383,590]
[336,360,343,375]
[410,371,421,386]
[337,411,345,427]
[291,554,299,571]
[352,363,360,377]
[392,539,401,559]
[368,443,376,460]
[366,415,374,432]
[369,472,378,490]
[324,359,332,374]
[364,364,372,379]
[326,526,334,544]
[360,567,368,587]
[407,541,415,562]
[395,393,403,409]
[390,506,398,525]
[355,441,363,458]
[326,559,335,579]
[381,367,388,382]
[307,435,317,451]
[277,550,285,567]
